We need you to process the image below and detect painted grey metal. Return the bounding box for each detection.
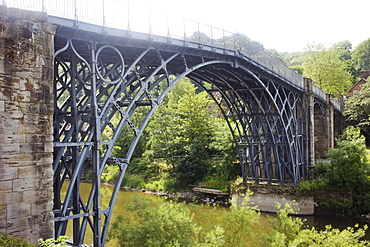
[52,22,310,245]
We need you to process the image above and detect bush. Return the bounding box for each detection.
[38,236,69,247]
[108,194,370,247]
[107,195,206,247]
[0,233,34,247]
[299,176,328,195]
[145,180,164,192]
[121,174,146,189]
[268,203,370,246]
[327,126,370,190]
[101,165,120,184]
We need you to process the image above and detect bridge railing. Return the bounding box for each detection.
[313,84,327,102]
[2,0,305,87]
[3,0,338,107]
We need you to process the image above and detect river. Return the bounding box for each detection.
[63,183,370,246]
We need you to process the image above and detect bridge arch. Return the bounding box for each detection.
[53,31,306,244]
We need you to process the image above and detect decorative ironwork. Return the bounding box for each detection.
[53,28,309,245]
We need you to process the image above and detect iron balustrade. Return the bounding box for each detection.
[2,0,337,101]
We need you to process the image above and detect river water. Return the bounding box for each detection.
[63,183,370,245]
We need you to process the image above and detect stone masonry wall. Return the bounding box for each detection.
[314,104,328,159]
[0,6,55,243]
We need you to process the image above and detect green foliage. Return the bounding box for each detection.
[268,203,304,245]
[199,179,229,192]
[101,165,120,184]
[108,195,203,247]
[353,38,370,72]
[298,162,330,195]
[121,174,146,189]
[300,127,370,214]
[298,176,328,195]
[0,233,35,247]
[344,83,370,137]
[332,40,357,83]
[145,78,237,189]
[326,126,370,190]
[108,194,262,247]
[268,203,370,246]
[108,194,370,247]
[302,43,353,96]
[145,179,165,192]
[173,139,209,186]
[220,198,263,247]
[319,198,353,213]
[290,224,369,247]
[38,236,69,247]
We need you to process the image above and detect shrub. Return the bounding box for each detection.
[327,126,369,190]
[38,236,69,247]
[268,203,370,246]
[101,165,120,184]
[121,174,146,189]
[108,195,201,247]
[299,176,328,195]
[0,233,34,247]
[144,180,164,192]
[108,194,370,247]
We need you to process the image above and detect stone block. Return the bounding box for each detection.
[0,165,17,181]
[0,180,12,192]
[7,203,31,222]
[17,166,39,179]
[18,90,31,102]
[0,205,6,229]
[4,134,25,144]
[2,122,18,135]
[30,199,51,216]
[12,178,39,192]
[0,143,19,154]
[8,153,34,162]
[44,142,53,153]
[0,192,21,206]
[9,159,35,167]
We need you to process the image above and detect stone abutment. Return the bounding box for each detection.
[0,6,55,244]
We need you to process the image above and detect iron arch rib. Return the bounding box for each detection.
[187,64,303,184]
[53,35,306,246]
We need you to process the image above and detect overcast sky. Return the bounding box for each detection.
[127,0,370,52]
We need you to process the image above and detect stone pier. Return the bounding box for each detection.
[0,6,55,243]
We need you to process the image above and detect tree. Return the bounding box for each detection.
[332,41,357,83]
[353,38,370,72]
[302,43,353,97]
[146,78,217,187]
[326,126,369,190]
[344,83,370,139]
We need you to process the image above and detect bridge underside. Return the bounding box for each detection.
[52,26,306,246]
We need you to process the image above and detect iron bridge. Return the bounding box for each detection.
[20,2,343,246]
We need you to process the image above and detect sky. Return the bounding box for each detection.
[128,0,370,53]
